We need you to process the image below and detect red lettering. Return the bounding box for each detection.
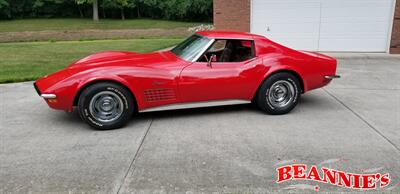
[293,164,307,179]
[276,165,292,182]
[362,174,376,189]
[322,168,337,184]
[307,165,322,181]
[380,173,390,187]
[349,173,362,189]
[337,171,351,188]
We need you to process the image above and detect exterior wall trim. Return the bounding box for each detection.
[388,0,397,53]
[250,0,253,32]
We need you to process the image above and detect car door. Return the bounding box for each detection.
[178,39,263,103]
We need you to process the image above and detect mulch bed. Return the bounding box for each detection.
[0,28,192,42]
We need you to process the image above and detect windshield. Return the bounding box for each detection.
[171,35,212,62]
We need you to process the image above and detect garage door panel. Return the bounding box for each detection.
[271,38,320,51]
[252,0,320,8]
[251,0,394,52]
[321,0,393,9]
[319,0,394,52]
[251,0,321,50]
[252,8,320,23]
[252,23,320,35]
[319,38,389,52]
[322,8,392,21]
[321,1,393,21]
[320,22,390,38]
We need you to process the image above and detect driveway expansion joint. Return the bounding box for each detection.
[115,118,154,194]
[323,88,400,153]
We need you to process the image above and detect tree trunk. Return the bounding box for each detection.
[78,6,83,18]
[121,8,125,20]
[137,4,141,18]
[92,0,99,21]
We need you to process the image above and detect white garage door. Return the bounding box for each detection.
[251,0,395,52]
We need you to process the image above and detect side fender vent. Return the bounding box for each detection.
[144,88,176,102]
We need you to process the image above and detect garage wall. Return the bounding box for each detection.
[213,0,250,32]
[390,0,400,53]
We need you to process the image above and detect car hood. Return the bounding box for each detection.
[68,50,178,69]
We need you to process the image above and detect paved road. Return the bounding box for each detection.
[1,55,399,193]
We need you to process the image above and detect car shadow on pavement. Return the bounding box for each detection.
[53,92,324,130]
[136,92,325,120]
[137,103,258,120]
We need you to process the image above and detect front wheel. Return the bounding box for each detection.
[78,82,134,130]
[256,72,301,115]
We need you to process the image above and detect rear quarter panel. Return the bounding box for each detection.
[254,37,336,93]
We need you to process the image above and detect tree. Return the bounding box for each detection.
[75,0,98,21]
[0,0,212,21]
[32,0,64,17]
[102,0,136,20]
[0,0,10,18]
[140,0,212,21]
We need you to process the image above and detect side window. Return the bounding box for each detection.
[198,39,255,63]
[234,40,254,62]
[208,40,226,52]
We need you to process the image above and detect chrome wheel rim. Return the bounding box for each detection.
[89,91,124,123]
[267,80,295,108]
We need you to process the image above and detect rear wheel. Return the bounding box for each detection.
[78,82,134,130]
[256,72,301,114]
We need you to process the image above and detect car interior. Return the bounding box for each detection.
[198,39,254,63]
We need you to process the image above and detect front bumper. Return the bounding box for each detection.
[34,82,56,99]
[324,75,341,80]
[40,94,57,99]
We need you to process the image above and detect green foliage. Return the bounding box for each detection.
[0,0,10,18]
[32,0,65,17]
[75,0,92,4]
[141,0,212,21]
[102,0,132,9]
[0,0,212,21]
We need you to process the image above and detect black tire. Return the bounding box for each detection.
[78,82,134,130]
[256,72,301,115]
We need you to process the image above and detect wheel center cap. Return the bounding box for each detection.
[275,87,285,97]
[101,100,113,111]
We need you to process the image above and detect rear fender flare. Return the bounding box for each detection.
[252,66,306,101]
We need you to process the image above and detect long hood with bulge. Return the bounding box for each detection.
[68,50,180,69]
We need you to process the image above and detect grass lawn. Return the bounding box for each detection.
[0,39,182,83]
[0,18,203,32]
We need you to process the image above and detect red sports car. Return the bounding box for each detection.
[34,31,339,130]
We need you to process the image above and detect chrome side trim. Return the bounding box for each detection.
[139,100,251,113]
[324,75,341,79]
[41,94,57,99]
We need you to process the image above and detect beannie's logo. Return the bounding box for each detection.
[276,164,390,190]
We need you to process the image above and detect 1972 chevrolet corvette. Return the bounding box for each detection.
[34,31,339,130]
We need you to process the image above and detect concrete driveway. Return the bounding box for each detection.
[1,54,399,193]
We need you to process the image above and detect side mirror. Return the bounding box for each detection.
[208,54,217,67]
